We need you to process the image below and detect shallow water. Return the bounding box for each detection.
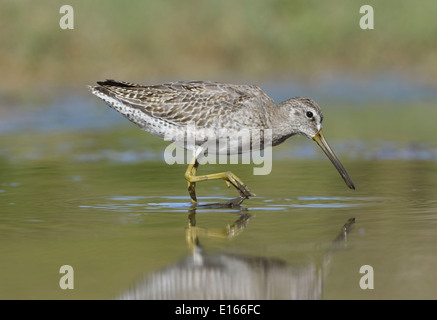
[1,124,437,299]
[1,85,437,299]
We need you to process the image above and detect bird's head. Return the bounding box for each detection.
[281,97,323,139]
[280,97,355,190]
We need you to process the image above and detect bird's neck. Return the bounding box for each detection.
[268,102,300,146]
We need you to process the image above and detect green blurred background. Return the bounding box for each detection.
[1,0,436,103]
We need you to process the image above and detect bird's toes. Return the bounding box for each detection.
[238,184,256,198]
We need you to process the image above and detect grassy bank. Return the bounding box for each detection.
[1,0,437,101]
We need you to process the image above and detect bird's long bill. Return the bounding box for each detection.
[313,130,355,190]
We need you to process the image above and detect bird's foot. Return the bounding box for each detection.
[223,172,256,198]
[237,183,256,198]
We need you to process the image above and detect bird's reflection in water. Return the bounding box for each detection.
[185,205,252,249]
[118,205,355,300]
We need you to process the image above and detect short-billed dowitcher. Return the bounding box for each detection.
[89,80,355,206]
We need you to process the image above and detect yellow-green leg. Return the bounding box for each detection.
[184,157,255,205]
[186,159,199,203]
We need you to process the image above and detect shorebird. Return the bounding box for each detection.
[89,80,355,206]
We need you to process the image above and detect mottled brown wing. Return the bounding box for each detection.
[94,80,276,129]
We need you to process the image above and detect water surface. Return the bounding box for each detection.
[1,93,437,299]
[1,128,437,299]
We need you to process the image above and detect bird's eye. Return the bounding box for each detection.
[306,111,313,118]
